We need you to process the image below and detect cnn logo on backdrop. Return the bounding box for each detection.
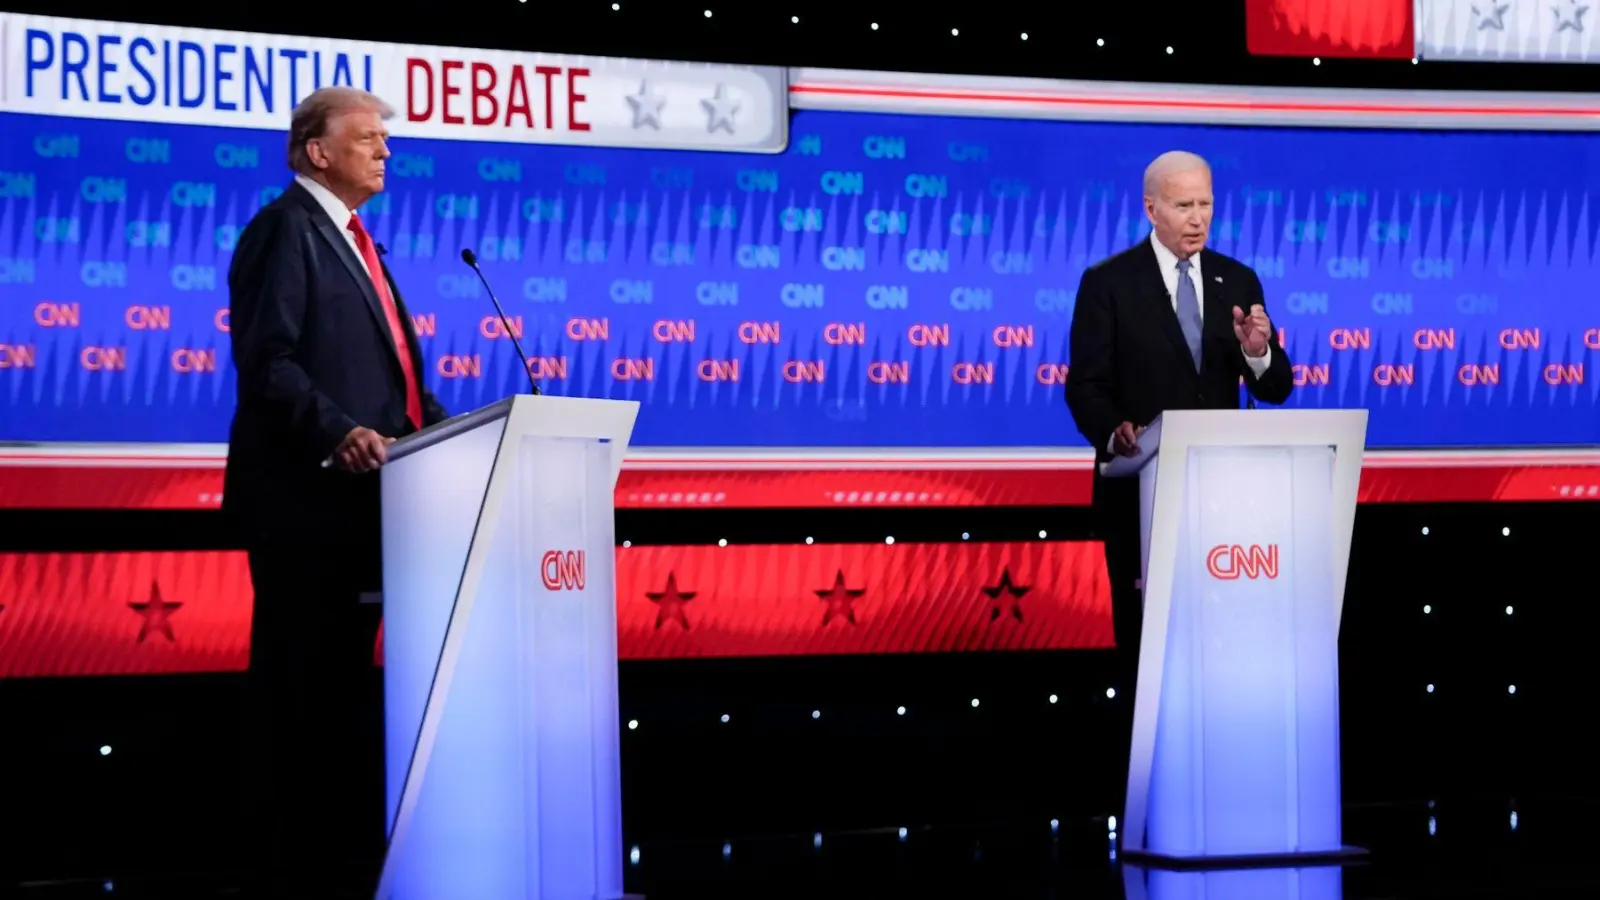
[1206,544,1280,580]
[540,550,586,591]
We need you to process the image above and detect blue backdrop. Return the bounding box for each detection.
[2,109,1598,448]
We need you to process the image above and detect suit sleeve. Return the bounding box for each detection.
[1236,266,1294,405]
[1064,265,1123,455]
[229,209,359,460]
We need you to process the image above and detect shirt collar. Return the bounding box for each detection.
[294,173,354,231]
[1149,230,1201,275]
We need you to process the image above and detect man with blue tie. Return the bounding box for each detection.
[223,85,449,896]
[1064,150,1294,724]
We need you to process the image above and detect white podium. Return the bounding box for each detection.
[372,394,639,899]
[1103,409,1368,868]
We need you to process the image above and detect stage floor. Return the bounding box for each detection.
[6,793,1586,898]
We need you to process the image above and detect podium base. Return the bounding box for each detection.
[1121,845,1368,871]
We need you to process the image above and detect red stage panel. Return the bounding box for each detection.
[1246,0,1416,59]
[4,448,1600,510]
[616,541,1112,659]
[0,551,252,678]
[0,542,1112,678]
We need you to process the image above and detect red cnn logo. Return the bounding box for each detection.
[1206,544,1280,580]
[540,550,586,591]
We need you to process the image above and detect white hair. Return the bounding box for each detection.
[287,86,394,173]
[1143,150,1211,197]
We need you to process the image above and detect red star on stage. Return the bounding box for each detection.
[129,580,183,643]
[647,572,695,631]
[815,570,865,626]
[982,567,1030,623]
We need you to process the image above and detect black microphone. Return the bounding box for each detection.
[460,248,540,396]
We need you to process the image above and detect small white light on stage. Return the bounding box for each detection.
[1313,57,1321,65]
[896,705,906,716]
[961,532,970,540]
[630,846,641,865]
[1428,800,1435,809]
[1509,685,1517,694]
[1506,605,1514,616]
[1109,831,1118,843]
[627,719,638,730]
[1423,605,1432,614]
[1422,526,1430,535]
[970,698,980,708]
[722,842,732,858]
[718,538,728,547]
[1048,694,1058,704]
[1428,816,1437,835]
[791,15,799,24]
[885,536,895,545]
[1050,818,1059,832]
[703,9,713,17]
[898,827,908,840]
[1096,38,1106,47]
[621,540,631,548]
[612,2,620,9]
[951,28,960,36]
[1109,815,1119,831]
[99,745,111,757]
[1502,526,1511,536]
[1166,46,1175,54]
[720,713,730,723]
[1038,530,1048,539]
[1412,57,1420,64]
[805,536,814,544]
[103,881,113,892]
[1511,811,1519,830]
[812,709,821,719]
[1106,688,1117,699]
[1021,32,1029,41]
[813,832,823,848]
[1427,684,1436,693]
[871,22,879,30]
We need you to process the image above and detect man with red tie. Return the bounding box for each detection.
[223,85,447,896]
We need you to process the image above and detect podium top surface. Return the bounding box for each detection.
[1097,409,1368,478]
[386,394,640,464]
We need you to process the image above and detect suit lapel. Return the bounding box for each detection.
[1137,241,1197,369]
[1201,256,1235,373]
[290,183,405,372]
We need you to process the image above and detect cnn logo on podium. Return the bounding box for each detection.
[540,550,586,591]
[1205,544,1280,580]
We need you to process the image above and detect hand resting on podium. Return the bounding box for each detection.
[327,425,395,472]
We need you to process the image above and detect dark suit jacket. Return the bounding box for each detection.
[223,180,447,548]
[1065,240,1294,510]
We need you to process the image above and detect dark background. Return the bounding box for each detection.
[2,499,1591,885]
[2,0,1595,888]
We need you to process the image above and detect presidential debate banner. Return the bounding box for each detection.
[4,14,1600,451]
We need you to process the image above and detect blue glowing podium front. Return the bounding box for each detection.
[1104,409,1368,868]
[373,394,640,900]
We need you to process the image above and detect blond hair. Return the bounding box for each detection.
[287,86,394,174]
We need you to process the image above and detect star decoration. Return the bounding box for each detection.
[129,580,182,643]
[624,80,666,130]
[701,84,740,134]
[646,572,695,631]
[1554,0,1590,32]
[1473,2,1509,29]
[981,568,1031,623]
[815,570,864,626]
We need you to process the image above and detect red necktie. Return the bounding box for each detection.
[347,213,423,431]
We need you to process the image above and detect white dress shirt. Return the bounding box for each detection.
[1147,231,1273,376]
[294,173,380,283]
[1107,233,1274,453]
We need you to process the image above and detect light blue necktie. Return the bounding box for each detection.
[1175,258,1202,369]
